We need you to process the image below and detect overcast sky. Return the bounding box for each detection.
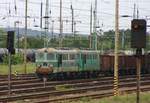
[0,0,150,34]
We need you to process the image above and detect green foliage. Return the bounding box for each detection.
[27,35,44,48]
[146,35,150,50]
[19,35,44,48]
[98,29,132,51]
[0,63,35,75]
[3,53,24,65]
[68,93,150,103]
[48,35,89,48]
[0,28,7,48]
[0,28,149,51]
[55,84,74,91]
[79,97,91,102]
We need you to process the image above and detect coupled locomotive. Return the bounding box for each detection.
[35,48,150,80]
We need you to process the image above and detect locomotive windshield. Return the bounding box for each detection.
[47,53,55,60]
[36,53,45,60]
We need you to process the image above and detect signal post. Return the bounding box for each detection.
[7,31,15,96]
[131,19,147,103]
[136,49,142,103]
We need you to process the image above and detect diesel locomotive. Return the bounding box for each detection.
[35,48,100,80]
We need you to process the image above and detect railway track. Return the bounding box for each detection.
[34,86,150,103]
[0,76,147,96]
[0,73,35,78]
[0,74,36,82]
[0,74,149,86]
[0,74,127,90]
[1,80,150,102]
[0,74,150,102]
[0,74,149,91]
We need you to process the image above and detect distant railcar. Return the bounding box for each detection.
[100,54,150,75]
[0,48,36,63]
[0,48,7,62]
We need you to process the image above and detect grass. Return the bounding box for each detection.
[68,93,150,103]
[0,63,36,75]
[55,84,74,91]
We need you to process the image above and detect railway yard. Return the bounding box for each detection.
[0,0,150,103]
[0,74,149,103]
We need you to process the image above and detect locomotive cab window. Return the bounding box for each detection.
[47,53,55,60]
[69,54,75,60]
[62,54,68,60]
[92,54,97,59]
[86,54,92,59]
[36,53,45,60]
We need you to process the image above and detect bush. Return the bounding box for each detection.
[3,53,24,65]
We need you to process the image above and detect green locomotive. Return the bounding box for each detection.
[35,48,101,80]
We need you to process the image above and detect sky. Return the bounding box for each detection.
[0,0,150,35]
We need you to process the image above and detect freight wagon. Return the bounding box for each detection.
[100,54,150,75]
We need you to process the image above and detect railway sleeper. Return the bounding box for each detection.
[37,71,100,81]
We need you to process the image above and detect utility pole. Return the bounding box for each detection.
[16,22,20,51]
[59,0,63,47]
[121,31,125,49]
[14,21,20,52]
[92,0,97,50]
[133,3,136,19]
[40,1,43,41]
[71,4,74,38]
[24,0,28,74]
[74,22,76,37]
[44,0,49,48]
[89,4,93,49]
[17,23,19,51]
[114,0,119,96]
[14,0,17,15]
[137,8,139,19]
[14,22,17,49]
[51,20,54,39]
[136,0,139,19]
[7,2,11,30]
[40,2,43,31]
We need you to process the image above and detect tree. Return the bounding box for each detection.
[0,28,7,48]
[3,53,24,65]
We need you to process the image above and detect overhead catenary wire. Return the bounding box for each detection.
[2,1,150,17]
[0,0,150,35]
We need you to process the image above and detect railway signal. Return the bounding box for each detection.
[7,31,15,54]
[131,19,146,48]
[131,19,147,103]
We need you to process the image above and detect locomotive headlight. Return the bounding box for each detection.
[50,64,53,67]
[38,64,42,67]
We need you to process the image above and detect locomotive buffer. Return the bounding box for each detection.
[131,19,147,103]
